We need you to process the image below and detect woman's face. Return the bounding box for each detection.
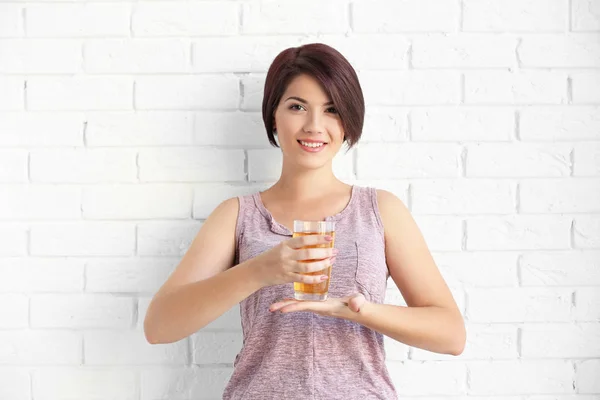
[273,74,345,170]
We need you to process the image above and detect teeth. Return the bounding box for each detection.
[300,141,324,148]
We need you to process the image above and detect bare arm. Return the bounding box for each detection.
[143,197,336,345]
[143,198,260,344]
[345,190,466,355]
[270,189,466,354]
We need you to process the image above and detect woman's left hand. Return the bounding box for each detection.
[269,293,367,319]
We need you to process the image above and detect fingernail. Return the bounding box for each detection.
[324,235,333,241]
[332,248,339,255]
[320,275,328,281]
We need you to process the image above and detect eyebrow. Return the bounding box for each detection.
[285,96,334,106]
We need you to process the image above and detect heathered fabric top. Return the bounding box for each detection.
[222,185,398,400]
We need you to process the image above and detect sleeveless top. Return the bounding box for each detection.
[222,185,398,400]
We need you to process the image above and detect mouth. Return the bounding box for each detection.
[297,140,328,153]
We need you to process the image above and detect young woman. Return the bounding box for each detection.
[144,43,466,399]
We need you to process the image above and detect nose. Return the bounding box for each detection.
[303,111,324,135]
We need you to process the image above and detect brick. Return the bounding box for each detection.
[141,366,232,400]
[0,150,27,182]
[521,251,600,286]
[0,258,84,293]
[240,74,265,111]
[463,0,565,32]
[577,359,600,393]
[193,183,269,219]
[242,1,347,34]
[361,108,409,143]
[433,252,519,288]
[574,216,600,248]
[464,71,568,104]
[0,224,27,256]
[83,184,193,220]
[31,294,133,329]
[522,323,600,358]
[412,180,516,215]
[0,77,24,110]
[0,368,29,400]
[0,112,83,147]
[86,111,192,147]
[412,35,516,68]
[468,361,574,394]
[353,0,459,33]
[132,2,238,37]
[85,39,190,73]
[467,288,572,322]
[31,222,135,256]
[520,107,600,141]
[0,294,28,328]
[520,34,600,68]
[86,258,177,293]
[30,148,136,183]
[466,143,572,177]
[0,331,81,364]
[384,335,409,361]
[26,3,130,37]
[135,76,238,110]
[247,147,354,182]
[0,4,23,37]
[202,304,241,331]
[137,222,202,256]
[467,216,571,250]
[193,111,270,147]
[361,71,460,105]
[192,331,242,364]
[192,36,303,72]
[521,179,600,213]
[27,77,132,110]
[0,39,81,73]
[85,330,188,365]
[413,216,463,251]
[411,324,518,360]
[575,288,600,321]
[572,0,600,31]
[387,362,467,396]
[572,72,600,103]
[138,148,245,182]
[357,143,461,179]
[32,367,137,400]
[316,35,410,70]
[411,108,514,142]
[0,185,81,219]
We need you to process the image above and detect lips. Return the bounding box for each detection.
[297,140,327,153]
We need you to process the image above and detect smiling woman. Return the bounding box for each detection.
[143,43,465,400]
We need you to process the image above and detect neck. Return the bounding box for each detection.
[270,160,342,201]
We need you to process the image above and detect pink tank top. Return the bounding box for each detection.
[223,185,398,399]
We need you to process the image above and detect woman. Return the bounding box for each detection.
[144,43,466,399]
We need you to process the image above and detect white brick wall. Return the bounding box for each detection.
[0,0,598,399]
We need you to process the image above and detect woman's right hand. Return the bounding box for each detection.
[251,235,338,287]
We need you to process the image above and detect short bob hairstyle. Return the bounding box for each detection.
[262,43,365,149]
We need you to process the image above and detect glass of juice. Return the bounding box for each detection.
[292,220,336,301]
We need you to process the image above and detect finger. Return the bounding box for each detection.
[287,234,334,249]
[293,247,337,261]
[348,294,367,313]
[292,272,329,284]
[300,258,335,274]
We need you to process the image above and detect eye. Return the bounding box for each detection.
[289,104,306,111]
[326,107,338,114]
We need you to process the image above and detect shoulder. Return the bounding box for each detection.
[374,189,411,229]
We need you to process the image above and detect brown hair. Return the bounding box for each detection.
[262,43,365,148]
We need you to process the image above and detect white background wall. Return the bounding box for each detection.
[0,0,599,399]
